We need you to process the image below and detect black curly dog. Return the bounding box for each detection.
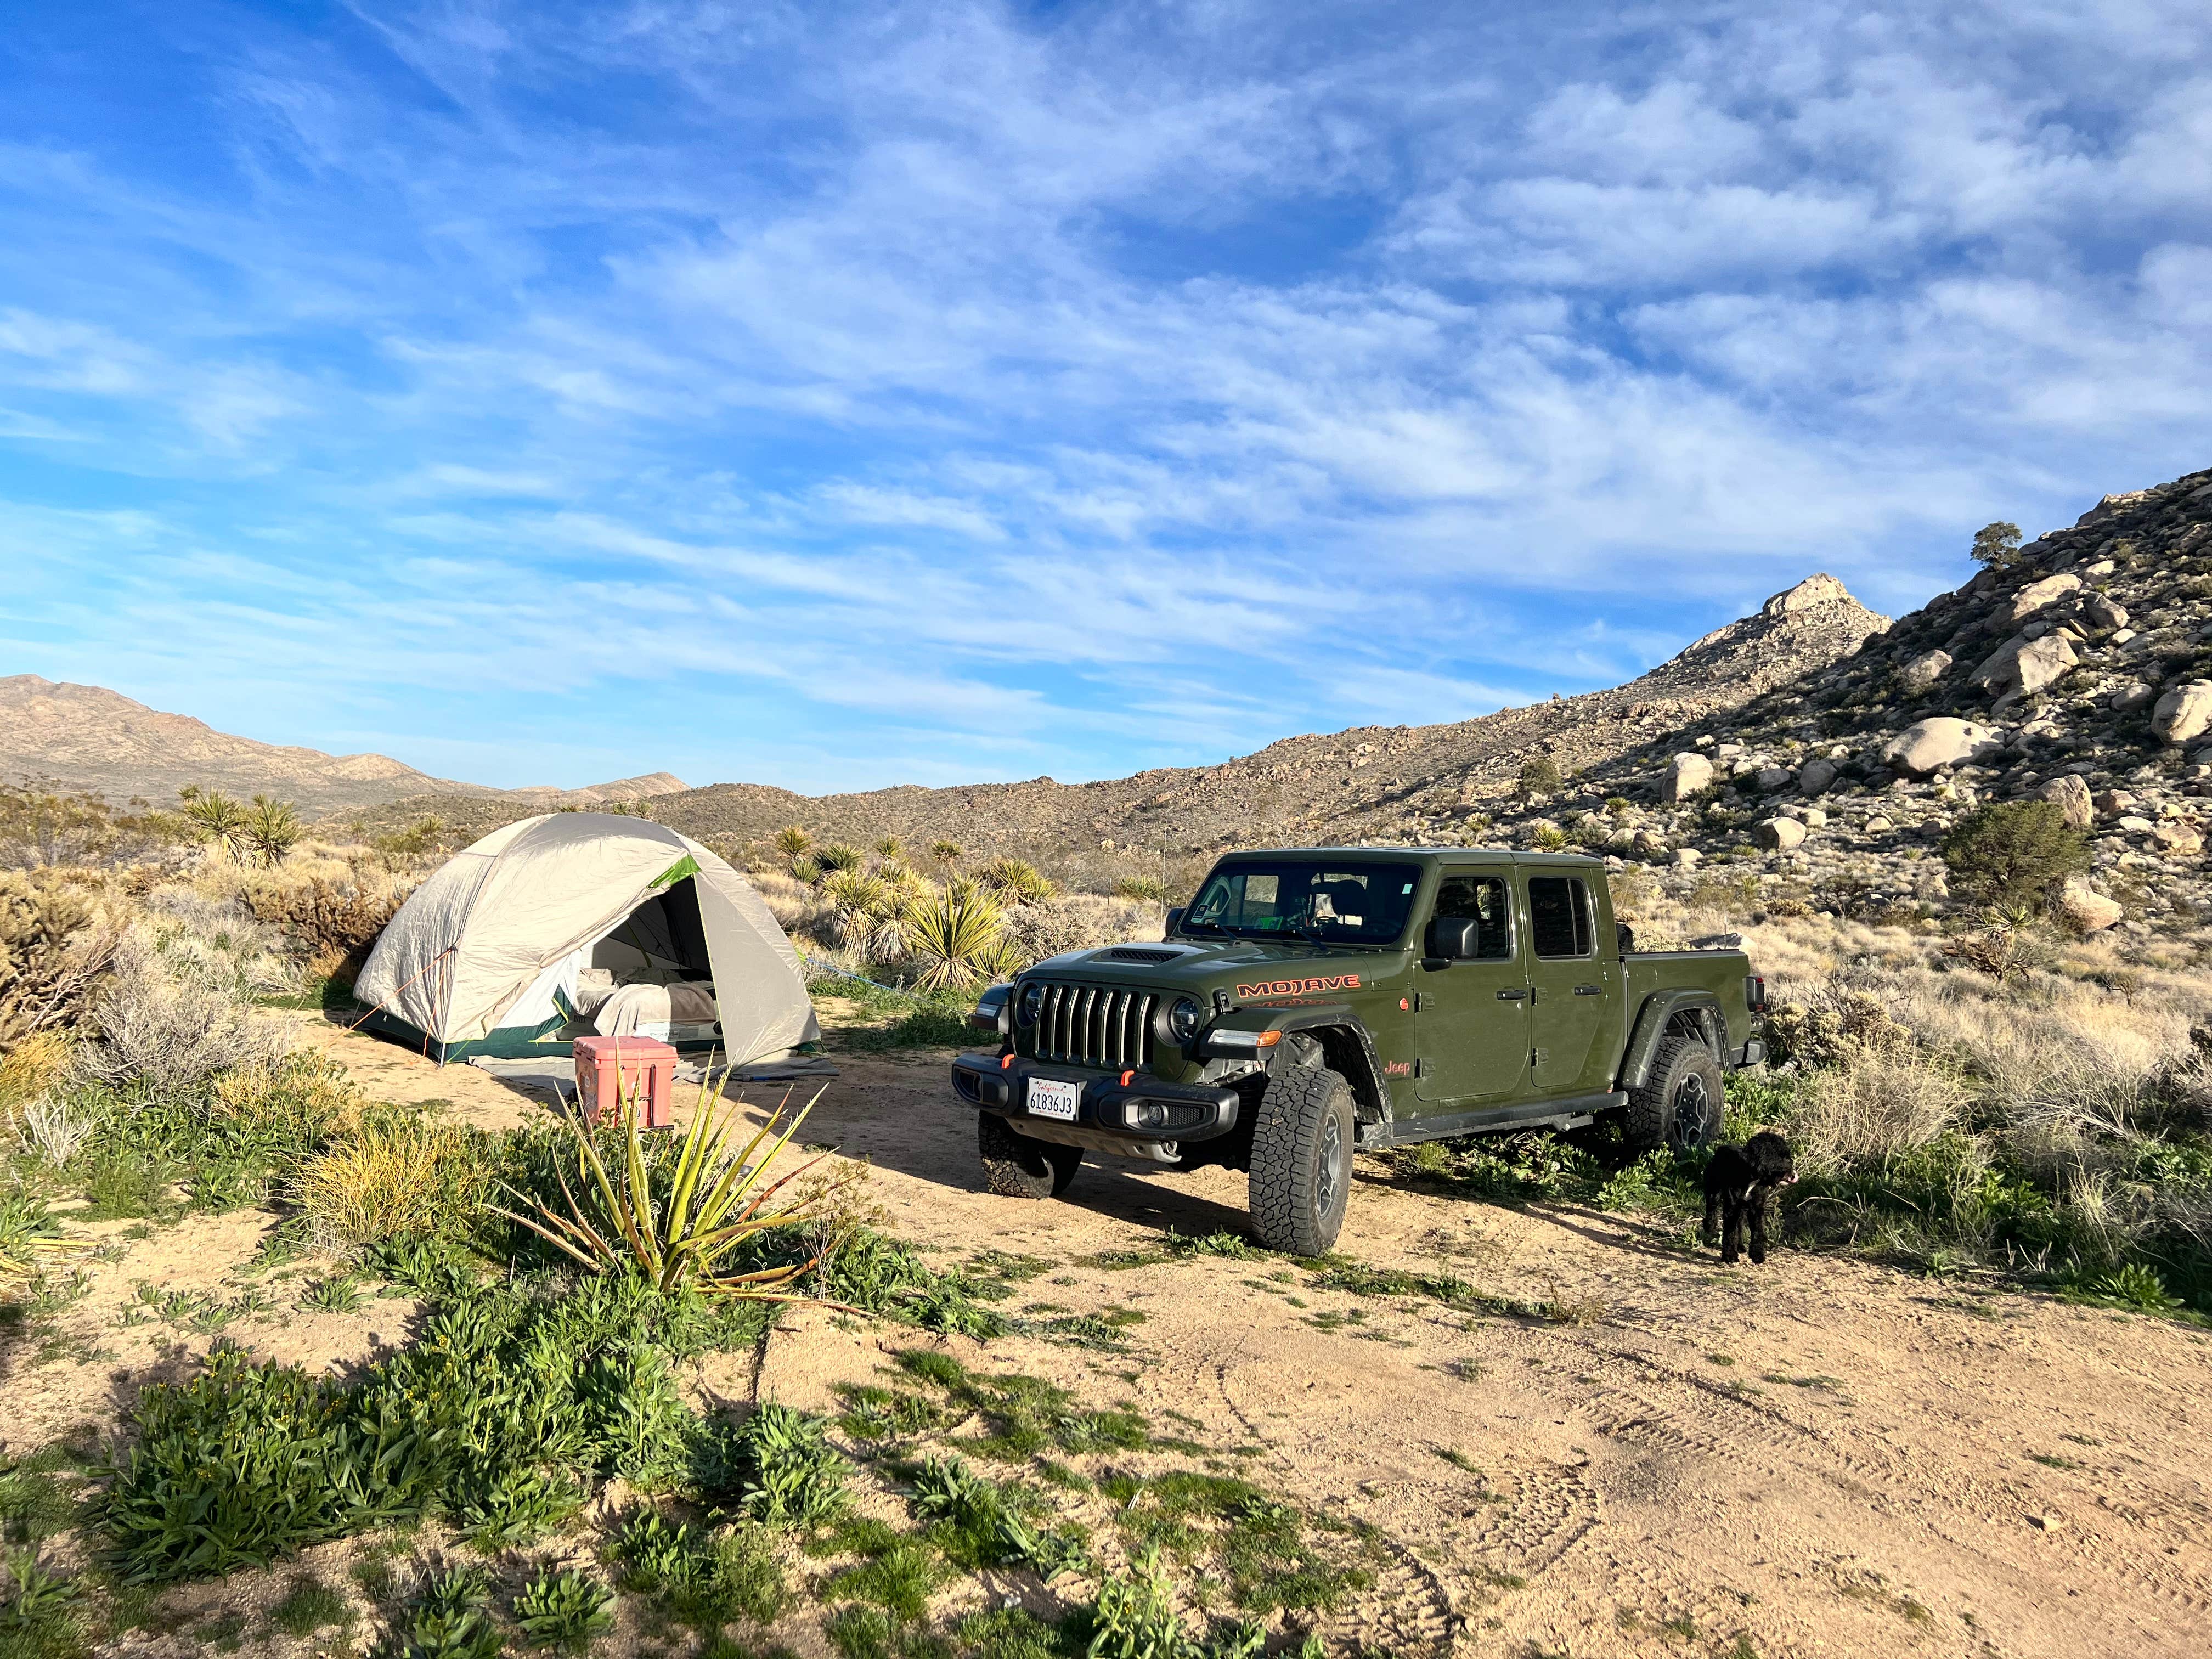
[1701,1131,1797,1265]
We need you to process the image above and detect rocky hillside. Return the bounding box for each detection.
[0,676,687,814]
[343,572,1891,882]
[1503,465,2212,935]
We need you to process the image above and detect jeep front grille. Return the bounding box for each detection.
[1029,983,1156,1069]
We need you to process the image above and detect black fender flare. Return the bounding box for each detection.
[1618,990,1725,1092]
[1269,1008,1393,1135]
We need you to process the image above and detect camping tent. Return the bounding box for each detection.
[354,814,819,1064]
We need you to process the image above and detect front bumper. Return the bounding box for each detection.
[950,1052,1241,1144]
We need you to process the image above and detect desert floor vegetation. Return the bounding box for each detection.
[6,782,2212,1655]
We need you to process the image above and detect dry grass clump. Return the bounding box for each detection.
[1793,1046,1970,1172]
[294,1112,488,1252]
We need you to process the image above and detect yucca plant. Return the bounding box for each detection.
[819,868,895,954]
[900,884,1006,993]
[929,840,961,868]
[180,788,251,857]
[244,794,303,866]
[490,1070,843,1299]
[978,857,1055,904]
[814,843,864,876]
[773,826,814,862]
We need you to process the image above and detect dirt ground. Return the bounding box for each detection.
[11,1012,2212,1658]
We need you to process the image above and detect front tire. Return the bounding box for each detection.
[979,1112,1082,1199]
[1248,1064,1355,1256]
[1626,1025,1724,1153]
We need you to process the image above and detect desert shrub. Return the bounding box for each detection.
[977,859,1055,904]
[240,876,403,985]
[369,815,445,864]
[1942,802,2089,910]
[294,1112,495,1253]
[1113,877,1168,903]
[1515,754,1563,798]
[74,906,287,1093]
[1526,824,1570,852]
[0,873,114,1052]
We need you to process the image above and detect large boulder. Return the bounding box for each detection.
[1661,752,1714,802]
[1762,573,1854,615]
[1882,718,2003,777]
[1756,766,1795,792]
[1971,633,2079,703]
[2152,821,2205,856]
[2082,595,2129,632]
[2034,774,2095,831]
[1900,650,1952,693]
[1755,816,1808,851]
[2153,681,2212,746]
[1799,758,1839,795]
[2003,572,2081,624]
[2056,880,2124,933]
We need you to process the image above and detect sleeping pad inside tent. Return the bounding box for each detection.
[352,813,821,1064]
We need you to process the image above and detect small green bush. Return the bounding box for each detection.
[1515,754,1563,798]
[1941,801,2089,909]
[511,1569,615,1650]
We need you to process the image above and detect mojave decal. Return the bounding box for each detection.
[1235,974,1361,998]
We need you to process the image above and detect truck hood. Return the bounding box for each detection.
[1024,936,1400,998]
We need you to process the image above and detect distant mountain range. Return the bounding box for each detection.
[0,675,686,814]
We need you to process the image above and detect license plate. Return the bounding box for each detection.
[1027,1078,1080,1122]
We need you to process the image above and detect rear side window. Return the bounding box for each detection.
[1528,877,1594,958]
[1433,873,1514,960]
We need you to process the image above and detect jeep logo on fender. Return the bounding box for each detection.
[1235,974,1361,998]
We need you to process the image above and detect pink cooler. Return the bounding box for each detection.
[573,1035,678,1128]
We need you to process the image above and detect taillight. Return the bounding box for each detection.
[1746,975,1768,1012]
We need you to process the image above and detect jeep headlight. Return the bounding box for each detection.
[1168,996,1203,1044]
[1017,982,1045,1027]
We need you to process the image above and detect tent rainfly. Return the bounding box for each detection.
[353,813,820,1064]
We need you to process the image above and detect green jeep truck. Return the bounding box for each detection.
[951,847,1765,1254]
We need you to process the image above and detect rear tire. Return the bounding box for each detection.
[1248,1064,1355,1256]
[979,1112,1082,1199]
[1626,1026,1724,1153]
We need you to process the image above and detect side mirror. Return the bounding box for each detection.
[1425,917,1481,960]
[1164,906,1185,937]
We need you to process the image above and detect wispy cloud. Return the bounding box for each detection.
[0,0,2206,793]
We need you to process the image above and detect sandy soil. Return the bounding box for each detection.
[9,1014,2211,1657]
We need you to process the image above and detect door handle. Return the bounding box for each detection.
[1575,985,1602,996]
[1496,987,1528,1000]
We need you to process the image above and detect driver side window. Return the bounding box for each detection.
[1434,873,1514,960]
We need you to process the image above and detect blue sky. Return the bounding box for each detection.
[2,2,2208,794]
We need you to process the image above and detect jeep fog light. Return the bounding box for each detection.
[1133,1101,1170,1130]
[1168,997,1201,1043]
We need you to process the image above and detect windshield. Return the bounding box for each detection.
[1181,861,1423,946]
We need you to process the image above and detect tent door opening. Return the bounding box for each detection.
[567,878,726,1048]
